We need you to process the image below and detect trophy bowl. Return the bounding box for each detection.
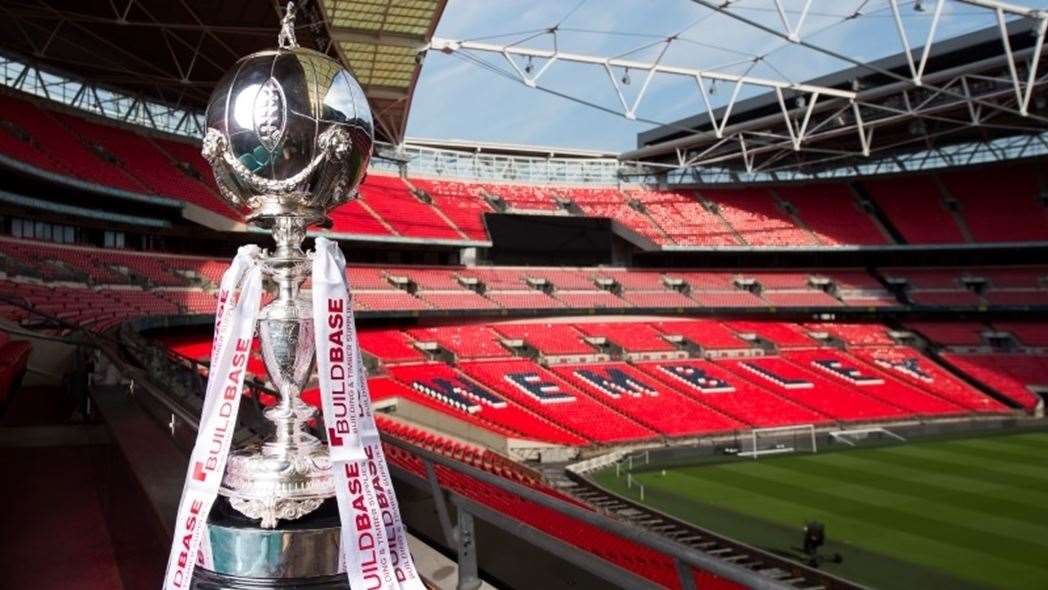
[203,45,374,227]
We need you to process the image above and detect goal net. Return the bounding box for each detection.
[828,427,906,447]
[738,425,817,459]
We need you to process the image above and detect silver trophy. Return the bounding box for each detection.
[201,2,373,530]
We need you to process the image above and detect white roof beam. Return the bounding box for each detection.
[954,0,1047,18]
[429,37,856,99]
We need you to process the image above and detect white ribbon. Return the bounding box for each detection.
[163,250,263,589]
[313,236,424,590]
[164,240,422,589]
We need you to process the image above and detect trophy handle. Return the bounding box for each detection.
[202,126,353,211]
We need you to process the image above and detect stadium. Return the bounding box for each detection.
[0,0,1046,589]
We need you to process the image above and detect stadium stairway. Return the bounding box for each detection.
[924,349,1028,411]
[933,177,976,244]
[849,182,907,245]
[0,443,124,589]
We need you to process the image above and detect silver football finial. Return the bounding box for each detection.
[200,0,374,528]
[277,2,298,50]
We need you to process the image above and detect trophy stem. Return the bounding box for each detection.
[268,215,309,453]
[219,214,333,528]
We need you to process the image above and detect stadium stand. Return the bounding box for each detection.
[0,94,146,194]
[357,173,463,239]
[490,322,595,356]
[803,322,896,347]
[571,187,666,243]
[405,325,511,359]
[940,165,1048,243]
[5,234,1048,338]
[554,290,629,309]
[939,354,1045,410]
[636,359,831,427]
[6,93,1048,255]
[653,319,751,350]
[305,317,1027,449]
[478,182,558,211]
[551,362,744,437]
[358,329,427,362]
[850,347,1010,413]
[699,187,816,247]
[375,414,542,486]
[154,317,1022,443]
[994,321,1048,346]
[383,364,586,445]
[775,184,888,245]
[573,322,677,352]
[625,188,739,246]
[717,356,911,421]
[907,321,988,346]
[328,200,394,236]
[408,178,492,241]
[459,359,658,444]
[865,175,967,244]
[785,349,967,416]
[721,321,815,348]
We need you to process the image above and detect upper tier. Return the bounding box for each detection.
[2,91,1048,249]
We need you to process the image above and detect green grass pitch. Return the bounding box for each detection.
[593,430,1048,589]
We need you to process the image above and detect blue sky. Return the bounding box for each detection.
[405,0,1047,152]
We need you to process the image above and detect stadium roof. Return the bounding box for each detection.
[420,0,1048,174]
[625,19,1048,175]
[0,0,446,144]
[319,0,447,142]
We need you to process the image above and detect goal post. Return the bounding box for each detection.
[738,424,817,459]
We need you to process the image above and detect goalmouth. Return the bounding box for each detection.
[738,424,817,459]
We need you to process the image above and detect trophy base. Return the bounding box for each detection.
[191,497,346,589]
[191,570,346,589]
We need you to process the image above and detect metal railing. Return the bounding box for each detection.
[382,434,792,590]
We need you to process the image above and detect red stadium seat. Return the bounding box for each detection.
[637,359,830,427]
[460,359,658,443]
[700,187,816,246]
[716,356,910,421]
[552,362,743,436]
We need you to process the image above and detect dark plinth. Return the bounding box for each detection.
[190,497,347,589]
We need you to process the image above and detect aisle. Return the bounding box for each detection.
[0,416,123,589]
